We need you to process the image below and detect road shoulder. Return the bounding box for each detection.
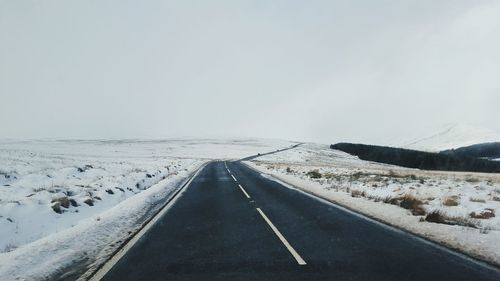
[242,160,500,269]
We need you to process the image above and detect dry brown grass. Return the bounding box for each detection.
[425,210,447,224]
[323,172,339,179]
[470,209,495,219]
[399,194,425,216]
[442,196,460,206]
[465,177,480,183]
[425,210,478,228]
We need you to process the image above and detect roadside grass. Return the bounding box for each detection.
[425,210,478,228]
[306,170,322,179]
[398,194,426,216]
[271,163,498,230]
[345,188,426,216]
[470,209,495,219]
[350,189,365,198]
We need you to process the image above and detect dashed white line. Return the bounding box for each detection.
[238,184,251,198]
[256,208,307,266]
[226,161,304,266]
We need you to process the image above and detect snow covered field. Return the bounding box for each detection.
[247,143,500,266]
[2,138,499,279]
[0,138,294,280]
[402,124,500,152]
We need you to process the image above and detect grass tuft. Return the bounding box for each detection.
[465,177,480,183]
[399,194,426,216]
[51,197,70,208]
[306,170,322,179]
[350,189,365,198]
[83,198,94,206]
[425,210,447,224]
[442,196,460,206]
[425,210,478,228]
[470,209,495,219]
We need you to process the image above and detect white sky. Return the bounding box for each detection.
[1,0,499,144]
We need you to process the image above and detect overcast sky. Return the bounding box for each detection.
[1,0,499,144]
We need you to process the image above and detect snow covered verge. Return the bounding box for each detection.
[0,165,202,281]
[245,143,500,266]
[0,138,294,280]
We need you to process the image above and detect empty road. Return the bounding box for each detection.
[96,161,500,281]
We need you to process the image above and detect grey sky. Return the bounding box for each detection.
[1,0,499,144]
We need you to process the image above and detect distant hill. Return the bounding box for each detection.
[331,142,500,173]
[401,124,500,152]
[440,142,500,160]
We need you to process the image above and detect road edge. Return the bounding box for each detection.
[84,161,211,281]
[241,160,500,271]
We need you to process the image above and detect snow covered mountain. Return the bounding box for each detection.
[402,124,500,152]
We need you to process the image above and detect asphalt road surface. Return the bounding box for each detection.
[98,161,500,281]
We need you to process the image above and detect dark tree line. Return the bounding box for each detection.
[330,143,500,173]
[440,142,500,160]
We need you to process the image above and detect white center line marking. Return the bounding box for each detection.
[238,184,251,198]
[231,174,237,182]
[256,208,307,266]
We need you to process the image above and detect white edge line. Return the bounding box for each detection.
[89,164,207,281]
[256,207,306,265]
[238,184,251,198]
[258,172,438,236]
[253,169,500,273]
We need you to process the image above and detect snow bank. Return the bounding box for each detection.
[246,143,500,266]
[0,138,294,280]
[0,162,203,281]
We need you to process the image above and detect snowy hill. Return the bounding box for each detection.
[402,124,500,152]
